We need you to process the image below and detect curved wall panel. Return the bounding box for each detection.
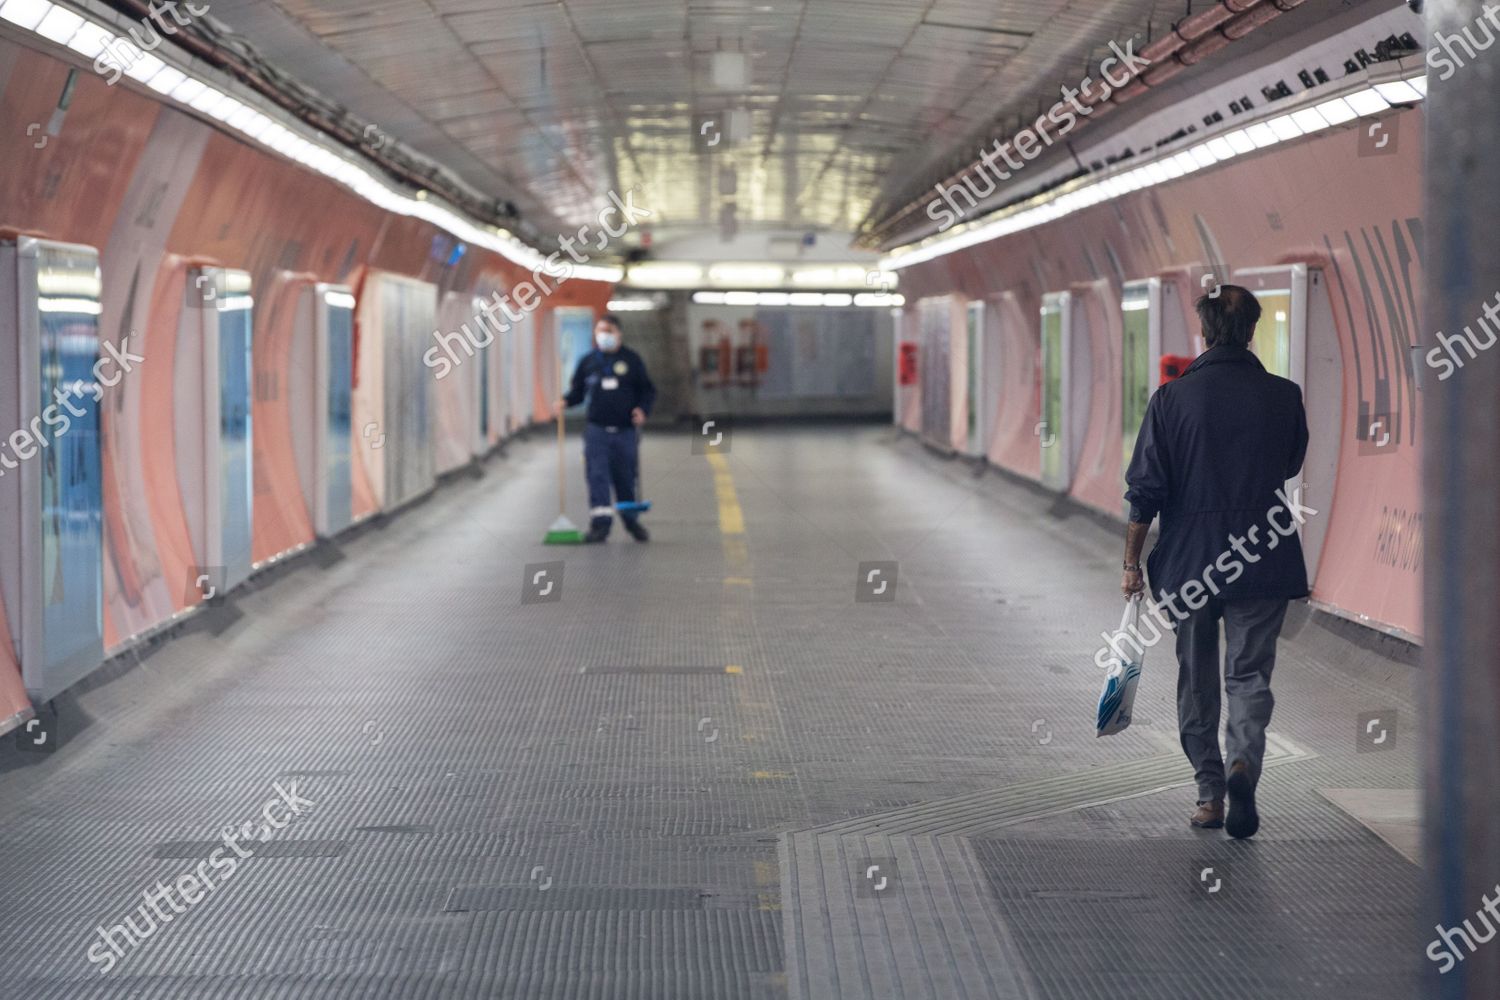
[1068,281,1124,516]
[434,290,482,475]
[985,292,1041,480]
[251,271,323,564]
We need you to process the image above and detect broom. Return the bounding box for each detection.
[543,403,585,544]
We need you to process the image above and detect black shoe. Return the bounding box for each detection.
[1225,762,1260,839]
[624,520,650,543]
[583,525,610,544]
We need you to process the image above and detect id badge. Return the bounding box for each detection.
[600,376,619,391]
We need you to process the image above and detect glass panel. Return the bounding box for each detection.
[379,278,435,508]
[1121,285,1152,478]
[501,317,514,432]
[919,298,951,445]
[325,297,353,534]
[1251,290,1293,378]
[37,243,104,677]
[1040,302,1063,484]
[966,302,982,452]
[478,338,489,438]
[218,288,254,578]
[557,308,596,394]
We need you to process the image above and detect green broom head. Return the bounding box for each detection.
[544,514,585,544]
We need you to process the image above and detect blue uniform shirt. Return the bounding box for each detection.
[564,347,657,428]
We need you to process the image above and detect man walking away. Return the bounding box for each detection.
[1121,285,1309,839]
[559,314,657,544]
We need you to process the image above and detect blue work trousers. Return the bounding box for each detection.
[584,423,639,534]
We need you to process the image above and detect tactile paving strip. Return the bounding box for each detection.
[778,735,1313,1000]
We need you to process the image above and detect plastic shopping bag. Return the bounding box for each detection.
[1096,597,1145,737]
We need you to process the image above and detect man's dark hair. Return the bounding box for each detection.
[600,313,624,332]
[1195,285,1261,348]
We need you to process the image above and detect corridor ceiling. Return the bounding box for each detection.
[209,1,1306,243]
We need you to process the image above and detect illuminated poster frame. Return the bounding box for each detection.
[0,237,105,701]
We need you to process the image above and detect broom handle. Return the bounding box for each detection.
[557,404,566,515]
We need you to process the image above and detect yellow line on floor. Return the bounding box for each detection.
[708,449,787,914]
[754,859,782,912]
[706,451,745,536]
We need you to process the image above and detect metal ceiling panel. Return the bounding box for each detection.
[206,0,1323,239]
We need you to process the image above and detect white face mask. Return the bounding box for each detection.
[596,332,621,352]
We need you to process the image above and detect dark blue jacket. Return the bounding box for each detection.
[564,347,657,428]
[1125,345,1310,603]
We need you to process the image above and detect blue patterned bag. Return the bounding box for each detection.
[1096,597,1145,737]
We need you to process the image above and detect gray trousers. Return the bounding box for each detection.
[1174,597,1289,802]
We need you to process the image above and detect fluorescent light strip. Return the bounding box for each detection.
[1314,97,1358,125]
[1345,88,1391,116]
[1374,79,1423,104]
[4,1,621,283]
[65,20,110,59]
[1266,114,1304,141]
[1290,107,1329,133]
[692,290,903,308]
[38,297,103,314]
[0,0,54,32]
[1244,122,1278,148]
[168,77,205,104]
[1223,129,1255,155]
[146,66,186,95]
[123,52,166,85]
[886,77,1422,271]
[34,4,80,43]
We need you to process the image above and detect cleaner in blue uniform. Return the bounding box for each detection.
[558,314,656,543]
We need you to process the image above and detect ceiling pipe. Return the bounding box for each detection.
[866,0,1308,249]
